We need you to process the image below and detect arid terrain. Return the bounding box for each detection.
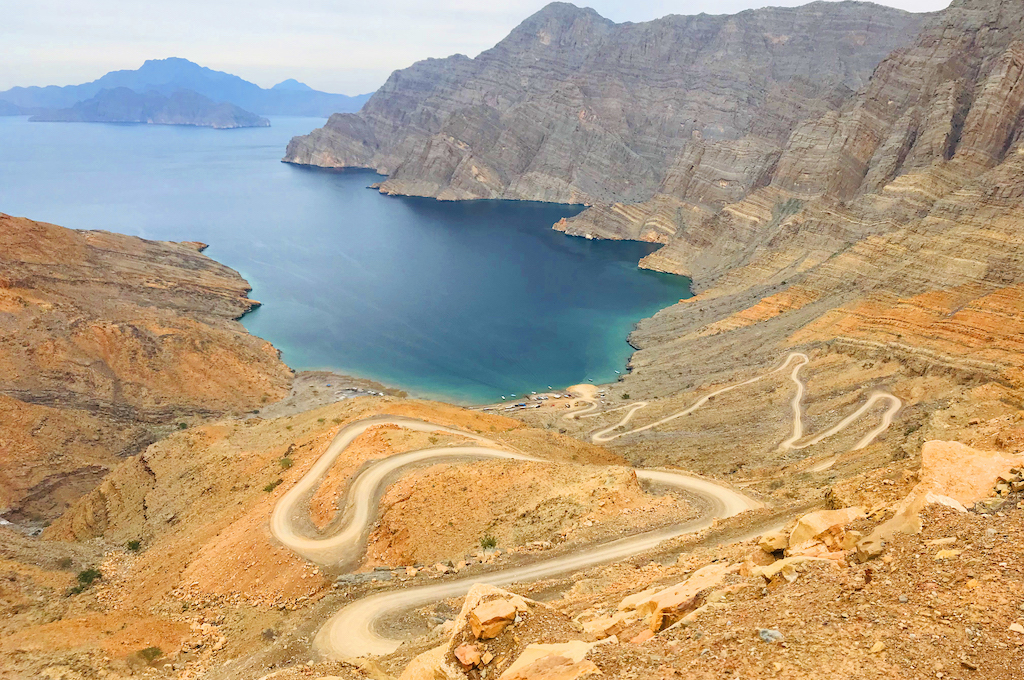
[4,0,1024,679]
[0,213,293,529]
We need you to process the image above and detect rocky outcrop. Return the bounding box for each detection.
[399,584,592,680]
[0,213,291,522]
[469,597,522,639]
[284,1,928,205]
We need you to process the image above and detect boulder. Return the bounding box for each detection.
[786,543,849,562]
[630,629,655,644]
[617,586,660,611]
[399,645,455,680]
[400,585,538,680]
[635,563,738,631]
[757,530,789,553]
[855,441,1023,561]
[750,556,839,583]
[975,497,1007,514]
[470,598,520,639]
[581,611,637,639]
[917,441,1024,506]
[787,507,866,551]
[454,643,482,668]
[739,548,777,576]
[499,642,599,680]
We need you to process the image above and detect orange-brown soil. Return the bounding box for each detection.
[366,460,691,566]
[0,393,656,678]
[306,425,473,529]
[0,213,292,522]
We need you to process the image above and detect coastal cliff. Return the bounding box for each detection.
[283,1,929,204]
[0,213,291,524]
[540,0,1024,476]
[562,0,1024,277]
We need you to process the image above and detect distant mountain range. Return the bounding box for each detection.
[0,58,371,118]
[30,87,270,129]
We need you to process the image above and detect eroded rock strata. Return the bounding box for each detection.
[284,1,928,205]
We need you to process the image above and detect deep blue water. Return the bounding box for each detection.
[0,116,691,403]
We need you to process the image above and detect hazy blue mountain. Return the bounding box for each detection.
[30,88,270,128]
[0,100,22,116]
[272,79,315,92]
[0,58,371,116]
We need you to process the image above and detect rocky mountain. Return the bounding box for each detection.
[0,58,371,117]
[29,87,270,128]
[561,0,1024,278]
[271,78,315,92]
[283,1,931,204]
[0,214,291,527]
[6,1,1024,679]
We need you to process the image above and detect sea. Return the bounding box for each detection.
[0,115,691,404]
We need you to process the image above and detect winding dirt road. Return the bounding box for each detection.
[270,416,536,566]
[586,352,902,450]
[271,416,759,659]
[273,352,900,660]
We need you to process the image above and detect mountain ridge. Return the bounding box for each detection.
[0,58,371,117]
[283,0,933,204]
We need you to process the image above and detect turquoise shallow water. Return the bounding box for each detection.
[0,116,691,404]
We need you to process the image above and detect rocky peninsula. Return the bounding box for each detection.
[0,213,291,526]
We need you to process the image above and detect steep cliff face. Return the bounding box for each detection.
[561,0,1024,282]
[0,214,291,523]
[541,0,1024,482]
[767,0,1024,200]
[284,1,928,205]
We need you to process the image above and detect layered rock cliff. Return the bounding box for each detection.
[0,214,291,523]
[283,1,929,205]
[539,0,1024,483]
[561,0,1024,277]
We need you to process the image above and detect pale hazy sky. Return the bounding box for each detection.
[3,0,952,95]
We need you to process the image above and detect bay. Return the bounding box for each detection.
[0,116,691,403]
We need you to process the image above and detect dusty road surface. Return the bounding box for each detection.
[270,415,760,659]
[314,468,758,658]
[272,351,903,659]
[270,416,537,566]
[589,352,901,449]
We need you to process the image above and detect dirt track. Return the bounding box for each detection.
[586,352,901,449]
[270,416,760,659]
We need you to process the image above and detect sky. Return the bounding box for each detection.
[3,0,952,95]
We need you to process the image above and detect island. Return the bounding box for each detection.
[29,87,269,128]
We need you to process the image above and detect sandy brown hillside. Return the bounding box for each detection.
[0,397,698,679]
[0,213,292,526]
